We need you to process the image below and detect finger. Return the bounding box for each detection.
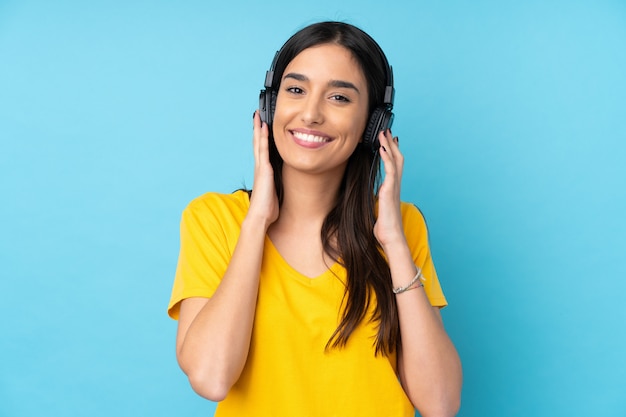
[382,129,404,175]
[378,130,394,161]
[389,135,403,173]
[378,132,397,179]
[252,111,260,163]
[258,118,270,165]
[392,135,404,177]
[383,129,401,155]
[252,110,265,163]
[380,132,406,189]
[253,110,270,169]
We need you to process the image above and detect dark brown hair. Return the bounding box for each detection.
[266,21,398,355]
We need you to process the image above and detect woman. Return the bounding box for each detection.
[168,21,462,417]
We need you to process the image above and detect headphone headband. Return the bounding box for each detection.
[264,51,280,89]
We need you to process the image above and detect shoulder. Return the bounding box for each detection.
[400,201,432,251]
[180,190,251,236]
[400,201,428,232]
[184,190,250,216]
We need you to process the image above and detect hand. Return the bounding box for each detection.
[247,111,279,229]
[373,129,406,249]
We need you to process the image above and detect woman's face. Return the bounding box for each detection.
[272,43,369,179]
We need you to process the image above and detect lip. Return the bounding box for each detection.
[289,128,334,149]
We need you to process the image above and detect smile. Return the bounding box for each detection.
[291,131,331,143]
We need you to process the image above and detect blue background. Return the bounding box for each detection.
[1,1,625,416]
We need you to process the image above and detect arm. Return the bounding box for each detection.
[175,111,278,401]
[374,130,462,417]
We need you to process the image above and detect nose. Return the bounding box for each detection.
[300,93,324,125]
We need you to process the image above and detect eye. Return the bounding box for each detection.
[330,94,351,103]
[286,86,304,94]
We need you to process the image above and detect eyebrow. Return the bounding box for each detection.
[282,72,361,95]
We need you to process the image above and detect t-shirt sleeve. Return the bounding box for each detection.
[402,203,448,307]
[167,194,238,320]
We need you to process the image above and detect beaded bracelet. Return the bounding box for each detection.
[392,267,425,294]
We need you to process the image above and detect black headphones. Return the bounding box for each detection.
[259,46,395,153]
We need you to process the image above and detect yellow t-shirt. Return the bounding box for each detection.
[168,190,447,417]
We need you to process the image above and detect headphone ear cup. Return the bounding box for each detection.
[259,89,277,125]
[269,91,277,125]
[363,107,394,152]
[259,89,268,123]
[363,107,383,151]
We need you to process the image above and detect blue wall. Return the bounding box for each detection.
[1,1,624,416]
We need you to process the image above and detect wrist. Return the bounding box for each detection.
[379,235,410,258]
[393,267,425,294]
[241,216,273,235]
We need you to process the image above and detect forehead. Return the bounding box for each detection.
[284,43,366,86]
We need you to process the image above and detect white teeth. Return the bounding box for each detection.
[292,131,329,143]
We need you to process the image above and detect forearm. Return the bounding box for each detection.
[384,240,463,416]
[177,218,267,400]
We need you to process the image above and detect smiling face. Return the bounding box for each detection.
[272,43,370,179]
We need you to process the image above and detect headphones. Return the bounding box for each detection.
[259,46,395,153]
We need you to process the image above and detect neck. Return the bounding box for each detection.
[274,166,345,230]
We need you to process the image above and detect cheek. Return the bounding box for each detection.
[271,97,286,137]
[353,101,370,136]
[270,106,288,156]
[271,96,293,134]
[273,91,292,118]
[352,113,369,141]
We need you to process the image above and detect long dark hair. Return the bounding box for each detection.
[266,21,398,356]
